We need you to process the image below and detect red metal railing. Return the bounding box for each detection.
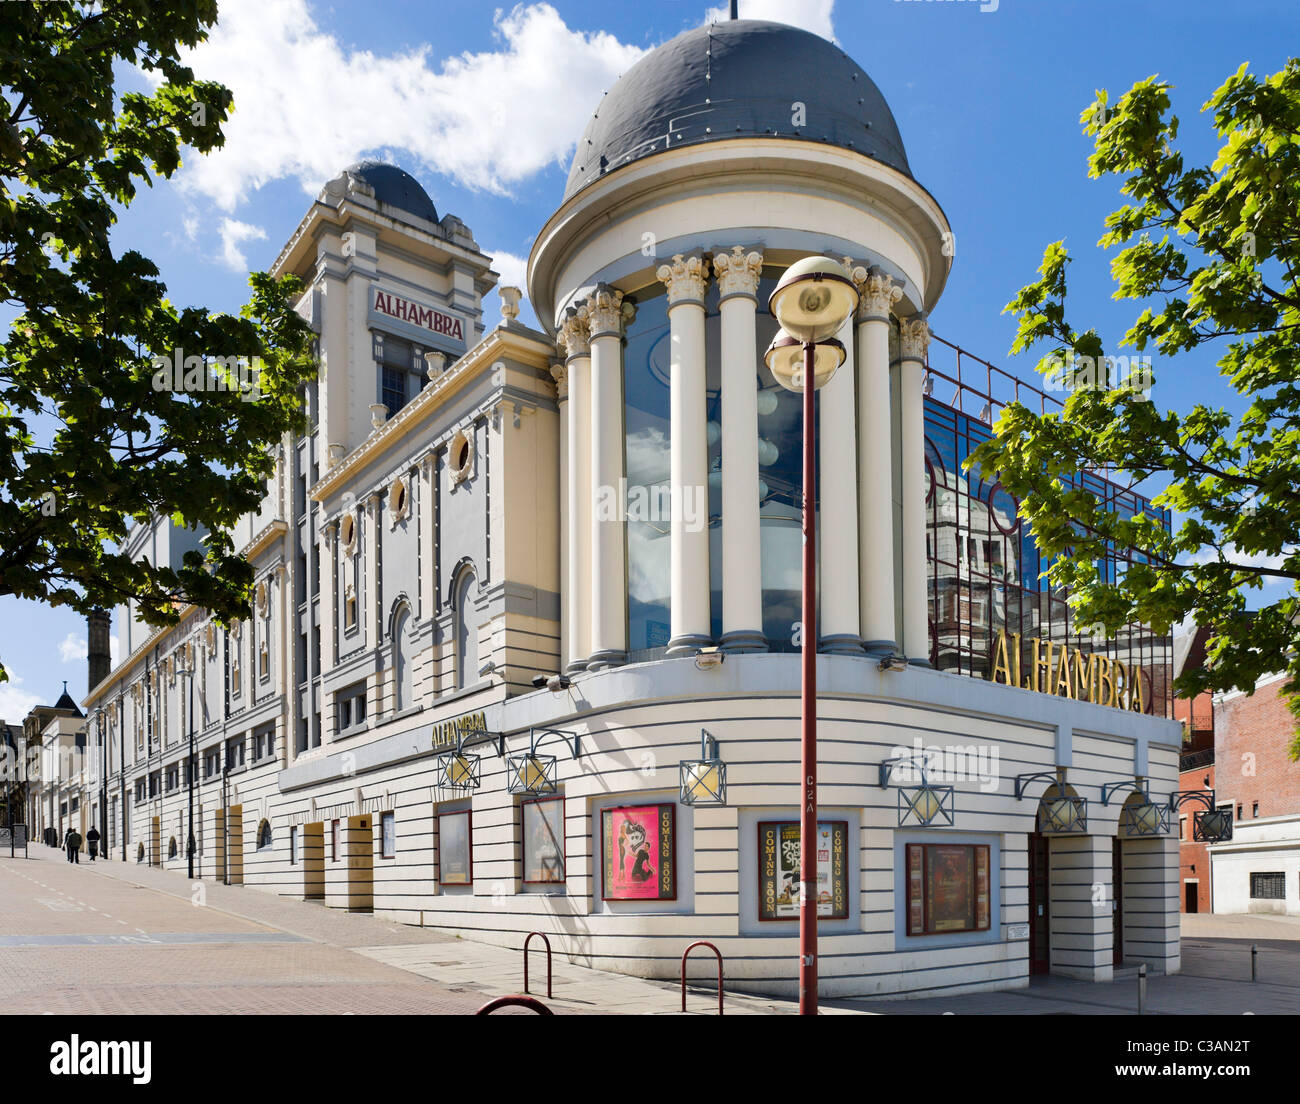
[523,931,552,999]
[681,940,724,1015]
[476,995,553,1015]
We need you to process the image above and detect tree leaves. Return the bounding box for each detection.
[0,1,316,686]
[968,59,1300,758]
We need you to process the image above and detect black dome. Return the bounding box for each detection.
[343,160,439,224]
[564,20,911,201]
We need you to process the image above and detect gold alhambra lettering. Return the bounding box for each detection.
[987,630,1150,713]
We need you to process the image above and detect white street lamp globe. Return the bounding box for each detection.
[764,331,845,393]
[767,255,859,344]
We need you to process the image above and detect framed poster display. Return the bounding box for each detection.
[522,796,565,884]
[437,809,472,885]
[905,843,991,935]
[601,803,676,901]
[757,820,849,921]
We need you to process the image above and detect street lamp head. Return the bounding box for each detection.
[764,332,845,393]
[767,255,858,343]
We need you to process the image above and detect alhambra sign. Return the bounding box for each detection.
[987,630,1149,713]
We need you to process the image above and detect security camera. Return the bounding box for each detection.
[878,654,909,672]
[694,647,725,671]
[532,673,571,692]
[478,659,497,679]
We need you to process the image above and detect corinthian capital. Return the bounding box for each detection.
[588,284,625,338]
[549,362,568,400]
[899,316,931,362]
[559,303,591,360]
[713,246,763,301]
[656,253,707,306]
[848,262,904,321]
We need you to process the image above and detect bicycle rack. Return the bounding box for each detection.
[476,995,554,1016]
[680,940,724,1015]
[523,931,553,998]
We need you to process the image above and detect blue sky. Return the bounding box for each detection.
[3,0,1295,720]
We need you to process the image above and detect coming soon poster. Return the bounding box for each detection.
[601,804,675,900]
[758,821,849,921]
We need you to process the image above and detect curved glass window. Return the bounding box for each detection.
[622,269,819,657]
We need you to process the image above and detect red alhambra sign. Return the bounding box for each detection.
[373,289,464,341]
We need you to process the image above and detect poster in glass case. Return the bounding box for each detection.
[758,820,848,921]
[601,803,675,900]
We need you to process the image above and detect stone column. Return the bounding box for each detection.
[419,453,437,624]
[817,267,862,654]
[321,520,338,674]
[852,266,903,656]
[550,362,570,671]
[364,491,383,653]
[657,254,712,657]
[560,307,591,674]
[713,246,766,653]
[899,316,931,666]
[587,285,629,670]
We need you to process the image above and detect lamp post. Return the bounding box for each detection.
[765,256,858,1016]
[179,655,196,878]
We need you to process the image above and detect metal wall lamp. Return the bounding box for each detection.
[1015,769,1088,833]
[434,729,504,794]
[679,730,727,806]
[1169,789,1233,843]
[1103,780,1169,836]
[507,727,581,796]
[878,753,954,827]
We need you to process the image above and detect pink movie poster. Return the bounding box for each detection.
[602,804,675,901]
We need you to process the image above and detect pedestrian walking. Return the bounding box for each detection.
[86,825,100,861]
[65,828,82,864]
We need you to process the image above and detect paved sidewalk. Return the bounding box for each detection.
[6,846,1299,1015]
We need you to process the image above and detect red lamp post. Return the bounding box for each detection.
[765,258,858,1015]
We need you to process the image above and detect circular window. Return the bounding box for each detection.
[449,430,474,485]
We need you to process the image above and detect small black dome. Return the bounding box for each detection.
[565,20,911,201]
[343,160,439,224]
[53,681,83,717]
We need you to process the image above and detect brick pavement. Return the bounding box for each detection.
[5,846,1300,1015]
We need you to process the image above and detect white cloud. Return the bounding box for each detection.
[0,670,42,724]
[704,0,836,41]
[217,218,268,271]
[159,0,647,212]
[58,633,88,664]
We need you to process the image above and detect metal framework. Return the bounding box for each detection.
[879,751,954,827]
[507,727,581,796]
[679,729,727,806]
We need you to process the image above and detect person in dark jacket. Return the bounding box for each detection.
[86,825,100,861]
[64,828,82,863]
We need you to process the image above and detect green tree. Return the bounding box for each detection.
[1,2,316,683]
[968,60,1300,756]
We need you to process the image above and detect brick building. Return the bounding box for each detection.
[1211,672,1300,914]
[1174,627,1215,913]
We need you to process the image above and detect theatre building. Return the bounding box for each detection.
[84,19,1184,999]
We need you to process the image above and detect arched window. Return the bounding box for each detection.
[455,568,479,690]
[392,604,412,711]
[257,820,272,850]
[136,842,145,863]
[168,837,178,859]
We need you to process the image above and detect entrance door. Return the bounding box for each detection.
[1184,881,1198,914]
[1112,838,1124,966]
[346,814,374,913]
[1028,833,1050,975]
